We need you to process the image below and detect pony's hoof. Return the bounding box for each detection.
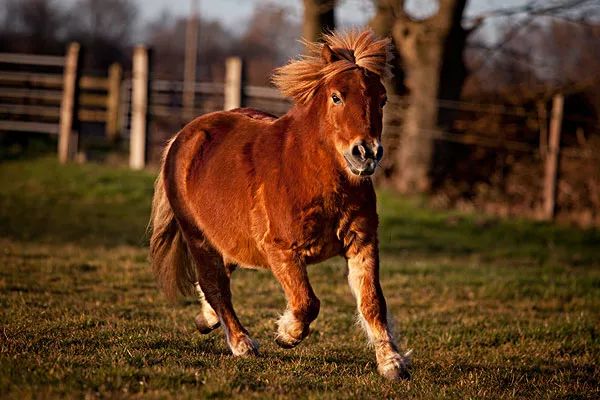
[377,351,412,380]
[275,312,309,349]
[275,325,310,349]
[194,313,220,334]
[275,332,303,349]
[230,335,259,357]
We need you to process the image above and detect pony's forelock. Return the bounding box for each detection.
[272,29,393,104]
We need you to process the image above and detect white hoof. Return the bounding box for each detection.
[193,283,221,334]
[377,350,412,380]
[194,310,220,334]
[275,310,308,349]
[229,335,259,357]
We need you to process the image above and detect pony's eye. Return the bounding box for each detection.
[331,93,342,105]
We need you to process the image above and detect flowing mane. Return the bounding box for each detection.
[272,29,393,104]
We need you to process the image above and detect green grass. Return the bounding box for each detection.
[1,157,599,399]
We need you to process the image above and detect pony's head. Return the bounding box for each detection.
[273,29,393,177]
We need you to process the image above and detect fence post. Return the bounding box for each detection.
[58,42,81,163]
[130,46,149,170]
[224,57,242,110]
[106,62,122,142]
[542,94,564,220]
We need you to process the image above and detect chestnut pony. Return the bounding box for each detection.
[149,29,410,380]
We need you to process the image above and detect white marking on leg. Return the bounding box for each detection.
[220,318,259,356]
[204,302,256,356]
[193,282,220,331]
[347,265,378,344]
[347,260,411,379]
[276,309,303,347]
[377,349,413,379]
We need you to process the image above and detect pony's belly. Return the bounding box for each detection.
[225,240,269,269]
[205,228,267,269]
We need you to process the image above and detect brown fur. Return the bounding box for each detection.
[148,29,409,379]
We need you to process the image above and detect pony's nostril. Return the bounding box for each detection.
[352,144,366,159]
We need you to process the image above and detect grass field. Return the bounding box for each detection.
[1,157,599,399]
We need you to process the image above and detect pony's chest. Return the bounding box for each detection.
[251,188,350,263]
[282,196,354,264]
[295,211,344,263]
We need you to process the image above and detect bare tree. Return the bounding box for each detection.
[146,4,300,86]
[145,12,231,82]
[67,0,136,44]
[0,0,66,53]
[65,0,137,69]
[370,0,599,193]
[302,0,335,42]
[234,3,301,84]
[371,0,468,193]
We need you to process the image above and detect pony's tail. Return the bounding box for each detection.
[148,138,196,301]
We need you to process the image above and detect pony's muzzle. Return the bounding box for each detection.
[344,140,383,176]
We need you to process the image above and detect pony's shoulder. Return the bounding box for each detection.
[228,107,278,122]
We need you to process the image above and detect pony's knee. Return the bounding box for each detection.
[292,296,321,325]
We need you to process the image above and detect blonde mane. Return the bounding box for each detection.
[272,29,393,104]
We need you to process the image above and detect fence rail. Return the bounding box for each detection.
[0,52,65,67]
[0,120,59,134]
[0,46,596,221]
[0,71,63,86]
[0,44,122,156]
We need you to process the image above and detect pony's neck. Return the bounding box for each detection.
[286,96,331,145]
[279,100,347,193]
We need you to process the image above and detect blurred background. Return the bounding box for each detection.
[1,0,599,226]
[2,2,600,397]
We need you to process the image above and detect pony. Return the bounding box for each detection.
[149,29,411,380]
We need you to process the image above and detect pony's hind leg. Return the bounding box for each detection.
[193,282,220,334]
[193,261,237,333]
[188,240,258,356]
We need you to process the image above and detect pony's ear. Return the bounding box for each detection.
[321,43,340,64]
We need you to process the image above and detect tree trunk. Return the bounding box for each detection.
[302,0,335,42]
[437,2,469,125]
[371,0,468,193]
[395,36,442,192]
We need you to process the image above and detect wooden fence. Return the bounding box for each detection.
[0,42,122,162]
[1,45,596,221]
[123,47,288,169]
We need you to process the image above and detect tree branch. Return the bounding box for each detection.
[464,0,597,21]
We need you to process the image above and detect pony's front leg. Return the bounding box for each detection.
[268,252,320,348]
[346,239,411,380]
